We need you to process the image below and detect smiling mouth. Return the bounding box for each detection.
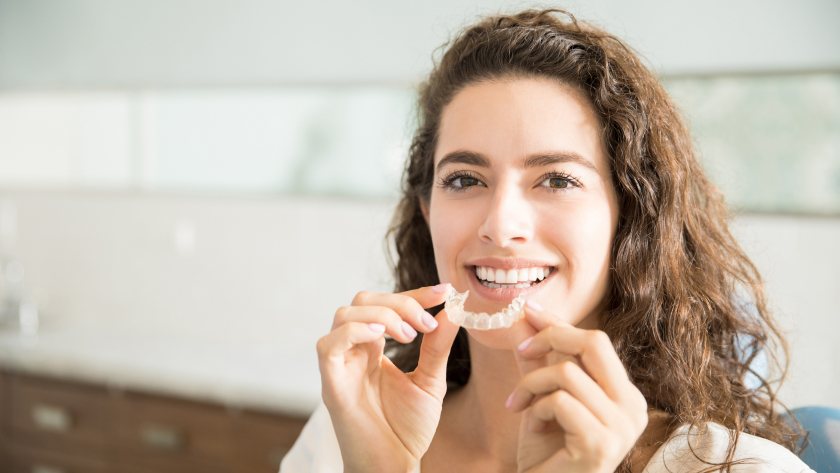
[471,265,554,289]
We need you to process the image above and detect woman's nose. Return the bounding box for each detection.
[477,185,533,247]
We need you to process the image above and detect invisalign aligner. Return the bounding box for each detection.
[444,286,526,330]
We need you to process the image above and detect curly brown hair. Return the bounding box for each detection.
[384,8,804,472]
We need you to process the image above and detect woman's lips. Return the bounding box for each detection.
[466,266,554,304]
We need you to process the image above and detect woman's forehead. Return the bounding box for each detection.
[434,77,608,174]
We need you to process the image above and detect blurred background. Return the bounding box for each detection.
[0,0,838,471]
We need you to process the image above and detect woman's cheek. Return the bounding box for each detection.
[430,202,480,284]
[428,209,458,280]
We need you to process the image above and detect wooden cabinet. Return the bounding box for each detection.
[231,410,308,471]
[116,390,239,473]
[1,370,8,466]
[0,370,307,472]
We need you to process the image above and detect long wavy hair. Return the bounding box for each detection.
[385,8,803,472]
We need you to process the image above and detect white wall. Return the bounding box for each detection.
[730,216,840,408]
[0,0,838,88]
[2,190,837,408]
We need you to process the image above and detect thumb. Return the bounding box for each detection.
[412,308,460,396]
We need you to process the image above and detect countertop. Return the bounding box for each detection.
[0,325,322,417]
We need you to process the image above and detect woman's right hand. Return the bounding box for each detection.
[316,283,461,473]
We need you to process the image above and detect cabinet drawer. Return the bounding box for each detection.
[6,442,111,473]
[1,369,9,445]
[231,410,307,472]
[116,391,232,469]
[8,374,115,452]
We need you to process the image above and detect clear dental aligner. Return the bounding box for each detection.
[444,286,526,330]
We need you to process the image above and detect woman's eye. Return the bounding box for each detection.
[539,173,579,191]
[437,171,486,192]
[547,177,570,189]
[451,176,481,188]
[438,172,485,191]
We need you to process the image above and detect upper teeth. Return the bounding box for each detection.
[474,266,552,284]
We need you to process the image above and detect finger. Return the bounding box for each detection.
[514,300,571,377]
[353,283,451,311]
[399,283,452,308]
[521,299,570,332]
[513,337,548,377]
[507,360,622,427]
[530,389,604,438]
[348,284,450,333]
[334,305,419,344]
[517,323,630,401]
[316,321,387,367]
[412,308,461,395]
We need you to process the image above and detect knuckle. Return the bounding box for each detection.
[521,370,542,390]
[588,330,612,350]
[315,336,328,357]
[579,432,602,455]
[552,360,576,381]
[549,389,570,406]
[631,392,649,426]
[375,306,400,325]
[635,389,649,412]
[617,415,637,439]
[600,439,621,461]
[351,290,371,306]
[396,297,420,320]
[333,306,350,323]
[623,384,647,411]
[397,293,418,309]
[637,408,650,431]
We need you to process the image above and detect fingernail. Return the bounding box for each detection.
[432,283,450,294]
[420,311,438,330]
[517,336,533,352]
[401,321,418,339]
[368,323,386,333]
[526,299,543,311]
[505,392,515,409]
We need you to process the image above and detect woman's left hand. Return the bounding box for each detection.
[507,302,649,473]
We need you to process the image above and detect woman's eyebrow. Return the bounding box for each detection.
[436,150,598,173]
[523,152,598,172]
[436,150,490,173]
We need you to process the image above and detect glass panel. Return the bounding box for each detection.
[139,88,414,197]
[665,73,840,215]
[0,74,837,215]
[0,92,132,187]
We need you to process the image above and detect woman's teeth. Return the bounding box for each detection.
[474,266,551,288]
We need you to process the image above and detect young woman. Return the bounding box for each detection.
[282,9,812,473]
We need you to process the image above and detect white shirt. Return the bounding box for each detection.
[280,403,815,472]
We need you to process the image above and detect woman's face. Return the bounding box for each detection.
[425,77,619,349]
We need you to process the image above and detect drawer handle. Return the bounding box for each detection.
[32,466,66,473]
[31,404,73,432]
[140,424,184,451]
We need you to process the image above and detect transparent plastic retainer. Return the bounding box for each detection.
[444,286,525,330]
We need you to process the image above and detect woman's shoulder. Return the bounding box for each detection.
[642,421,814,473]
[279,403,343,472]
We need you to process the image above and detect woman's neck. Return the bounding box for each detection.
[443,338,523,468]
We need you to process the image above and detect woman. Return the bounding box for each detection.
[282,9,812,473]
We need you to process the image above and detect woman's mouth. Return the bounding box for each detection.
[472,265,553,289]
